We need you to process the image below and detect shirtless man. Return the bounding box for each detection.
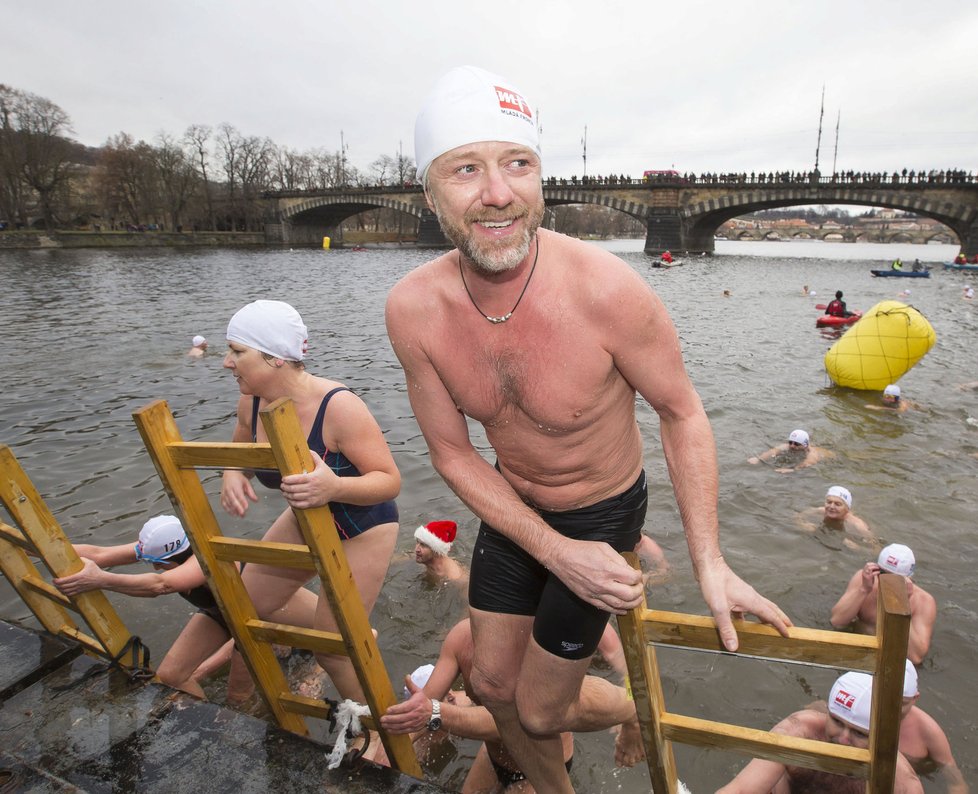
[385,65,790,791]
[414,519,467,584]
[901,661,969,793]
[748,428,834,473]
[796,485,877,550]
[718,671,922,793]
[380,619,643,791]
[830,543,937,664]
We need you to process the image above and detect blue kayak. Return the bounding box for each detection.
[870,269,930,278]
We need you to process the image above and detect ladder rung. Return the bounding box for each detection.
[278,691,378,731]
[21,574,76,610]
[660,711,870,777]
[246,619,346,656]
[211,536,316,570]
[0,521,32,550]
[642,609,879,669]
[169,442,280,471]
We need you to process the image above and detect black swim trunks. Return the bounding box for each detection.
[490,755,573,788]
[469,471,647,660]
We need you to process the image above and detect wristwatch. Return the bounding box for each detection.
[427,699,442,731]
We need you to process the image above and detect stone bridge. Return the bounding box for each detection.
[263,172,978,256]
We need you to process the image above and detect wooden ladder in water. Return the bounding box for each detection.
[0,445,150,670]
[617,552,910,793]
[132,398,421,778]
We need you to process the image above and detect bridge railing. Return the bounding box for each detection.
[263,168,976,198]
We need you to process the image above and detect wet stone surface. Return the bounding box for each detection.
[0,621,446,793]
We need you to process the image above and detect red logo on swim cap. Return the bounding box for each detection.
[495,86,532,120]
[834,690,856,710]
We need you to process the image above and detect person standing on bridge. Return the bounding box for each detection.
[385,64,791,793]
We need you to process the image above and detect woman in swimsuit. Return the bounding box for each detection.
[219,300,400,701]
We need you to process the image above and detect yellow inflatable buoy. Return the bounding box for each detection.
[824,301,936,390]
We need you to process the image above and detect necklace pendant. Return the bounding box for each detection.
[486,313,512,324]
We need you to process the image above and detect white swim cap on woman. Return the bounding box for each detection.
[828,671,872,731]
[136,515,188,562]
[415,65,541,183]
[227,300,308,362]
[192,335,206,347]
[884,384,901,398]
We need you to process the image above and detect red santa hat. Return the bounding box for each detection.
[414,520,457,556]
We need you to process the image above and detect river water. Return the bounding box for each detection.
[0,239,974,791]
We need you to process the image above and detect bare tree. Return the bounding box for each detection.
[95,132,160,227]
[1,87,77,229]
[184,124,215,231]
[154,132,198,231]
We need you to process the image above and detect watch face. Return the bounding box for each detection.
[428,716,442,731]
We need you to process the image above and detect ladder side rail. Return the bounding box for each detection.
[132,400,306,735]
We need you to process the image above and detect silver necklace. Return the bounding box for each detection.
[458,238,539,324]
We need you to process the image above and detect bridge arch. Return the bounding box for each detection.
[682,188,973,251]
[542,188,648,223]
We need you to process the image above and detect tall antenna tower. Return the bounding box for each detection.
[814,85,825,173]
[581,125,588,179]
[832,110,841,177]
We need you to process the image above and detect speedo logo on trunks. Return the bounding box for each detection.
[561,640,584,653]
[495,86,532,123]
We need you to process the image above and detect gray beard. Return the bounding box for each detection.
[433,195,544,275]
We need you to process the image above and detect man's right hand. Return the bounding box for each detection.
[549,537,643,614]
[379,675,432,734]
[220,470,258,517]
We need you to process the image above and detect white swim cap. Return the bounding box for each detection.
[227,300,308,362]
[415,65,541,183]
[136,515,189,563]
[828,671,872,732]
[788,429,810,447]
[884,384,901,398]
[192,335,206,347]
[903,659,919,698]
[878,543,915,576]
[403,663,435,699]
[826,485,852,508]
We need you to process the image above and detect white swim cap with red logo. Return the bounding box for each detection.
[414,65,541,183]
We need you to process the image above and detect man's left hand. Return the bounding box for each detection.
[696,558,793,651]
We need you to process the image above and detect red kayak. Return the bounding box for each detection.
[816,312,861,328]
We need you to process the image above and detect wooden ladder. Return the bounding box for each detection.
[0,444,150,670]
[617,552,910,793]
[131,398,421,778]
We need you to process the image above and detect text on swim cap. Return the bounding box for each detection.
[834,689,856,710]
[495,86,532,122]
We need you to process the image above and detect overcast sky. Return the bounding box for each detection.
[4,0,976,179]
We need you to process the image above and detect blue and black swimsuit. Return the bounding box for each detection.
[249,387,398,539]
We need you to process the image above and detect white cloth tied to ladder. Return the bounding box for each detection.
[326,699,372,769]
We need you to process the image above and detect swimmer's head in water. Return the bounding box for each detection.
[828,671,872,732]
[787,429,810,449]
[227,300,308,362]
[192,335,207,348]
[878,543,915,577]
[826,485,852,509]
[414,65,541,185]
[414,520,457,556]
[883,384,901,402]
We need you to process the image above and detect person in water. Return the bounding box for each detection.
[414,519,468,585]
[52,515,317,700]
[748,429,834,472]
[825,290,853,318]
[220,299,400,705]
[866,383,919,413]
[796,485,876,550]
[385,64,790,792]
[718,671,923,793]
[899,661,969,793]
[380,618,645,788]
[187,334,208,357]
[830,543,936,665]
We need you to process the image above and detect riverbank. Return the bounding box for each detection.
[0,230,267,250]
